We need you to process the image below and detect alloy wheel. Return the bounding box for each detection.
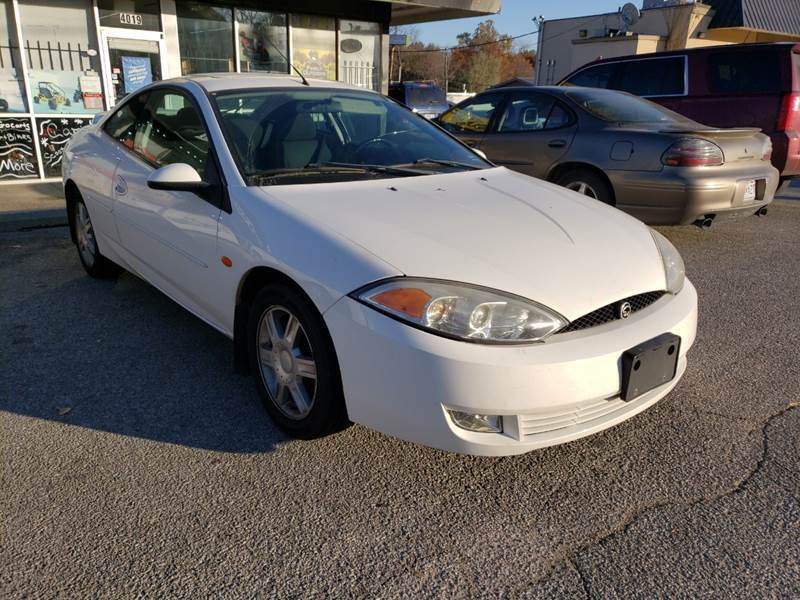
[257,305,318,420]
[565,181,599,199]
[76,202,97,267]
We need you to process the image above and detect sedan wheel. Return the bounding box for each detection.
[75,201,98,267]
[565,180,599,199]
[556,168,614,206]
[71,196,121,279]
[257,305,317,420]
[247,283,348,439]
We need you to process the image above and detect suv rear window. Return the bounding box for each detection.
[709,52,782,93]
[615,57,685,96]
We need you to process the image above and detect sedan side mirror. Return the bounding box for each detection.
[473,148,488,161]
[147,163,209,193]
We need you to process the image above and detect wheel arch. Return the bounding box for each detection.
[233,265,329,376]
[546,162,617,206]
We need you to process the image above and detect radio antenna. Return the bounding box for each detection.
[261,36,309,86]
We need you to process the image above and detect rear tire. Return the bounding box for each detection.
[71,198,121,279]
[556,168,614,205]
[247,282,348,439]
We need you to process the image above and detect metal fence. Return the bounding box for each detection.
[24,40,94,72]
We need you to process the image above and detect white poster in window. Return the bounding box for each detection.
[78,73,103,110]
[28,70,102,114]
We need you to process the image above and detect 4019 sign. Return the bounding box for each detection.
[119,12,143,26]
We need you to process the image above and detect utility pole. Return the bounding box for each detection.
[444,49,448,94]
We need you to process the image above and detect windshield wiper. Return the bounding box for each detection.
[307,161,426,176]
[406,158,484,171]
[248,162,424,185]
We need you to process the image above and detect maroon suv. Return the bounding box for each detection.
[559,43,800,185]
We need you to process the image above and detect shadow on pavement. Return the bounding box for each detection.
[1,232,287,453]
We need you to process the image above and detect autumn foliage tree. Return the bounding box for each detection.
[391,20,535,93]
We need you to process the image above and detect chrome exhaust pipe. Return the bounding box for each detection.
[693,217,714,229]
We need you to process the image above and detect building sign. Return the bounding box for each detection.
[119,12,143,26]
[121,56,153,93]
[0,118,39,180]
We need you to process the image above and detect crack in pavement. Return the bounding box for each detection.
[528,403,799,596]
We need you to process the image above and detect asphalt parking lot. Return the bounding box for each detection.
[2,199,799,597]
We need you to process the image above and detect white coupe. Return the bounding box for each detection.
[62,74,697,456]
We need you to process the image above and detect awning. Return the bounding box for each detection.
[380,0,501,26]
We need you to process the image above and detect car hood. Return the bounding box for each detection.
[258,167,667,320]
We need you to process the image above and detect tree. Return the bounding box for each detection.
[390,20,536,93]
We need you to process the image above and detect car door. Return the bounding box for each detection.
[436,92,505,149]
[111,87,226,329]
[479,91,578,178]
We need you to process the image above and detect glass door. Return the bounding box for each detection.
[100,28,166,107]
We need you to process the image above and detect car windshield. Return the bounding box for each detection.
[406,85,446,106]
[212,88,487,185]
[564,88,692,124]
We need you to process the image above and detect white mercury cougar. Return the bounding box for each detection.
[62,74,697,456]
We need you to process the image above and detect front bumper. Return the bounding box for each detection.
[324,280,698,456]
[611,163,780,225]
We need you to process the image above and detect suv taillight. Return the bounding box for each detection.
[778,91,800,132]
[662,138,724,167]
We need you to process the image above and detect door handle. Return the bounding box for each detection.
[114,176,127,196]
[547,139,567,148]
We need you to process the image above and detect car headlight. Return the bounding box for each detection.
[352,278,567,343]
[650,229,685,294]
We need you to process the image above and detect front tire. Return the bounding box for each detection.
[247,283,347,439]
[556,168,614,205]
[71,198,121,278]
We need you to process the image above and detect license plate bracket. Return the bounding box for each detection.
[621,333,681,401]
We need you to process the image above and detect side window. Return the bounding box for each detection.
[709,52,781,93]
[615,57,685,96]
[496,93,555,132]
[563,63,617,89]
[545,103,573,129]
[103,93,148,149]
[438,93,504,134]
[134,90,210,174]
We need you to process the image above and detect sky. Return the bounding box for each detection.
[413,0,613,49]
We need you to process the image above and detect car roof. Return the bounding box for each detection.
[170,72,375,94]
[575,41,800,68]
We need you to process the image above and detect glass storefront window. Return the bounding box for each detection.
[0,117,38,178]
[19,0,103,114]
[290,14,335,81]
[338,20,380,91]
[0,0,26,112]
[236,9,287,74]
[97,0,161,32]
[177,2,233,75]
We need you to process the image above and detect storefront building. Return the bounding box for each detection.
[0,0,498,184]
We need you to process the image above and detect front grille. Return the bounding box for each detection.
[558,291,666,334]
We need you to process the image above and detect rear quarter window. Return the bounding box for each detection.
[615,56,685,96]
[563,63,616,88]
[709,52,782,93]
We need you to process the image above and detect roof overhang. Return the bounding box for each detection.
[381,0,501,26]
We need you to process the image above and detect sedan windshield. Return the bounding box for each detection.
[564,88,693,124]
[212,88,489,184]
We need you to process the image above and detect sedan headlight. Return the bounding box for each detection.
[650,229,685,294]
[353,279,567,343]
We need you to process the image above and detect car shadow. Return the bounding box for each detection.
[1,261,287,454]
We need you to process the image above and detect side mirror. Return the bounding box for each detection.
[473,148,488,161]
[147,163,209,193]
